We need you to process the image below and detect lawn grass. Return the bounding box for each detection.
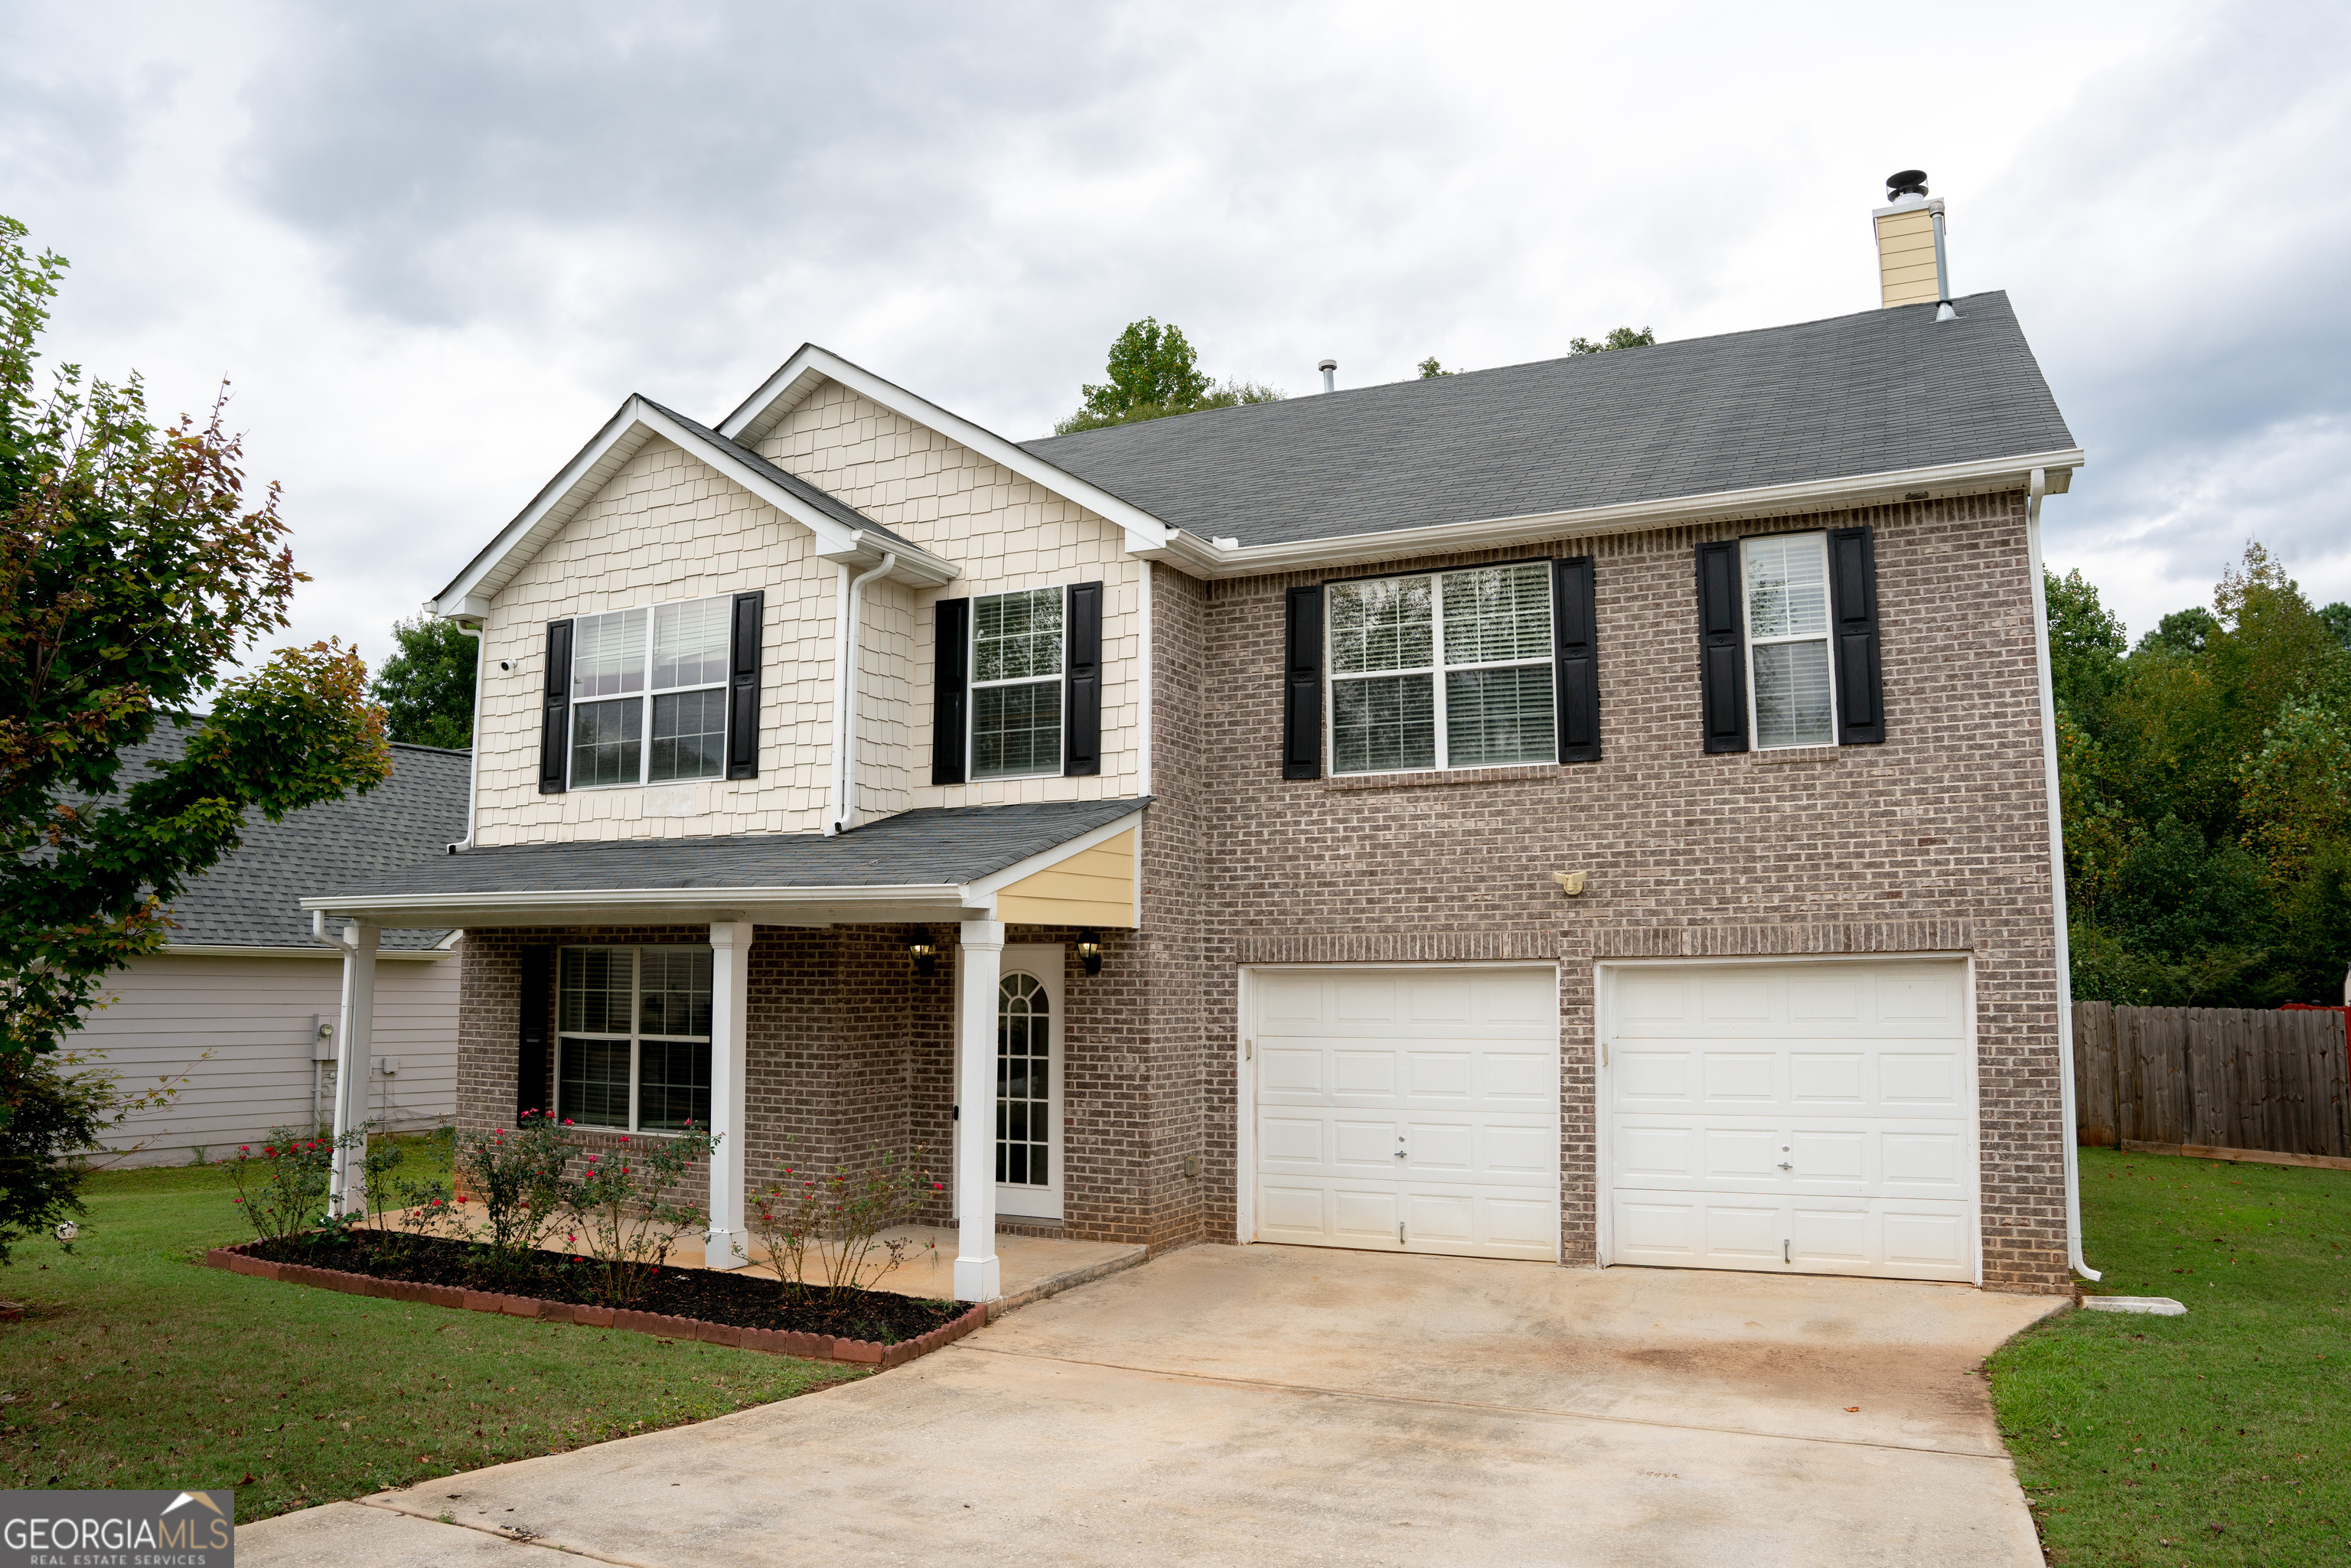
[0,1143,862,1521]
[1990,1146,2351,1565]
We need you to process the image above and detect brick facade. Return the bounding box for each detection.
[444,404,2071,1294]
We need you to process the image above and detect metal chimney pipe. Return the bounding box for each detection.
[1317,358,1337,394]
[1930,207,1956,321]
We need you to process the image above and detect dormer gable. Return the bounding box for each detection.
[431,392,956,620]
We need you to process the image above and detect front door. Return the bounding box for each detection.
[995,945,1065,1222]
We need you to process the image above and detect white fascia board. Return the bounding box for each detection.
[717,345,1176,547]
[431,397,955,617]
[158,943,451,961]
[960,808,1149,910]
[298,882,973,930]
[1133,448,2089,581]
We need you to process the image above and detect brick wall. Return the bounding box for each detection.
[1176,493,2071,1292]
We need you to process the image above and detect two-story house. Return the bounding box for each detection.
[308,175,2090,1298]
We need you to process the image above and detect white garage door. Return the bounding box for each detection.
[1606,960,1976,1283]
[1250,966,1560,1261]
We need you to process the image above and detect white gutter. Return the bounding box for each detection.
[2024,465,2098,1283]
[166,942,447,961]
[1128,448,2087,580]
[828,552,897,836]
[444,619,485,852]
[1135,560,1154,796]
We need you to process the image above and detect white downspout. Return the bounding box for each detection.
[1136,560,1154,797]
[445,619,485,853]
[828,553,897,836]
[2025,466,2098,1283]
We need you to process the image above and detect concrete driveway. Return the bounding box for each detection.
[240,1246,2064,1567]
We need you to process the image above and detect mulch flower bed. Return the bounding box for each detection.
[206,1233,983,1370]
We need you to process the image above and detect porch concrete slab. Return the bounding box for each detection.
[239,1247,2062,1568]
[668,1224,1149,1305]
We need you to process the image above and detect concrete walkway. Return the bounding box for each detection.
[240,1247,2064,1567]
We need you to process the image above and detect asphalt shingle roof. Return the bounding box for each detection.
[111,722,471,950]
[1019,292,2075,547]
[314,797,1149,903]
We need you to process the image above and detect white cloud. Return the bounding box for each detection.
[4,0,2346,673]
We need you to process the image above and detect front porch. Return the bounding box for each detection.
[302,800,1149,1304]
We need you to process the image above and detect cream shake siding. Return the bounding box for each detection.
[470,438,841,845]
[851,576,917,823]
[763,380,1144,810]
[82,950,460,1166]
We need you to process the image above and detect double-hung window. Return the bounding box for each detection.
[556,947,712,1133]
[1328,562,1557,774]
[1741,533,1837,748]
[568,597,732,787]
[971,587,1064,778]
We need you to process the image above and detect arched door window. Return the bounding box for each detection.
[997,973,1051,1187]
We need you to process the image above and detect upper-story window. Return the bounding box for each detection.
[1329,562,1557,774]
[972,587,1064,779]
[568,597,732,788]
[1741,533,1836,748]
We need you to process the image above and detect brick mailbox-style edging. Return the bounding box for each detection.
[202,1239,986,1370]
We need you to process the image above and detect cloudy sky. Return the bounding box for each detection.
[5,1,2348,673]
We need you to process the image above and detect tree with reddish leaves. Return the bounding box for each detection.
[0,214,391,1139]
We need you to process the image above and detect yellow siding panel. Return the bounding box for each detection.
[995,830,1136,927]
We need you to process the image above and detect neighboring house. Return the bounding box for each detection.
[78,725,468,1165]
[307,178,2091,1296]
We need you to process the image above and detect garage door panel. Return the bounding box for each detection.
[1617,1050,1693,1103]
[1702,1051,1778,1104]
[1703,1126,1786,1182]
[1260,1048,1323,1095]
[1407,1051,1473,1097]
[1258,1117,1325,1166]
[1253,967,1560,1262]
[1606,960,1975,1283]
[1789,1051,1867,1106]
[1332,1051,1397,1096]
[1704,1201,1785,1261]
[1256,1185,1328,1242]
[1404,976,1474,1024]
[1879,1052,1963,1109]
[1482,1049,1556,1101]
[1477,1123,1557,1179]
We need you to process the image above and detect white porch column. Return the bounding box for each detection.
[954,919,1005,1303]
[705,921,753,1269]
[328,922,379,1217]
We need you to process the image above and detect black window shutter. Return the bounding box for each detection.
[517,947,551,1123]
[931,597,970,785]
[1063,580,1103,776]
[539,620,572,793]
[1282,585,1324,780]
[725,590,765,779]
[1828,525,1885,745]
[1695,542,1749,754]
[1552,556,1600,764]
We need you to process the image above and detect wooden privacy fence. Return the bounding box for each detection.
[2073,1002,2350,1156]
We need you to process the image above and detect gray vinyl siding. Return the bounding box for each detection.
[79,950,461,1166]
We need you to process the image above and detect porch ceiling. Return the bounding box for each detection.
[298,798,1148,931]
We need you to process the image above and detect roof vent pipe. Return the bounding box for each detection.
[1318,358,1337,394]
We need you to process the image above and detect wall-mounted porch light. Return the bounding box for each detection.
[906,930,937,978]
[1076,931,1104,977]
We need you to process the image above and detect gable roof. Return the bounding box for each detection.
[1022,292,2081,562]
[430,393,957,618]
[112,722,471,951]
[717,343,1177,549]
